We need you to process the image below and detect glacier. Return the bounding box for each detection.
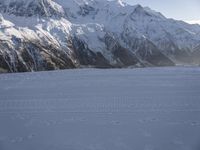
[0,67,200,150]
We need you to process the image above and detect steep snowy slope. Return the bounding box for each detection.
[0,0,200,72]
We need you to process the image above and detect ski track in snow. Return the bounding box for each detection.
[0,67,200,150]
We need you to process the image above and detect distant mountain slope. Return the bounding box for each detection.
[0,0,200,72]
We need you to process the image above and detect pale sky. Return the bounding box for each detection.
[124,0,200,23]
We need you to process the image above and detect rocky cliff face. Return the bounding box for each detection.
[0,0,200,72]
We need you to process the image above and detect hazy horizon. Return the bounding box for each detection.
[124,0,200,24]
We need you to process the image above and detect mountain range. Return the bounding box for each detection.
[0,0,200,72]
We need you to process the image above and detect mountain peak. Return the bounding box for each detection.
[0,0,64,17]
[0,0,200,72]
[115,0,126,6]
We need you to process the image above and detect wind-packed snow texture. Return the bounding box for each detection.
[0,67,200,150]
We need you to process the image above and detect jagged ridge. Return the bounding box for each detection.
[0,0,200,72]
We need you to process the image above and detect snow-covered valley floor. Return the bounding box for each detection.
[0,67,200,150]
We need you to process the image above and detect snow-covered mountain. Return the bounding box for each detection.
[0,0,200,72]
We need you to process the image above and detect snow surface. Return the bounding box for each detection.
[0,67,200,150]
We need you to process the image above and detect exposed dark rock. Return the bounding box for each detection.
[134,40,175,66]
[0,0,64,17]
[78,4,95,17]
[0,39,75,73]
[192,45,200,64]
[0,54,10,72]
[72,37,112,68]
[0,0,200,73]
